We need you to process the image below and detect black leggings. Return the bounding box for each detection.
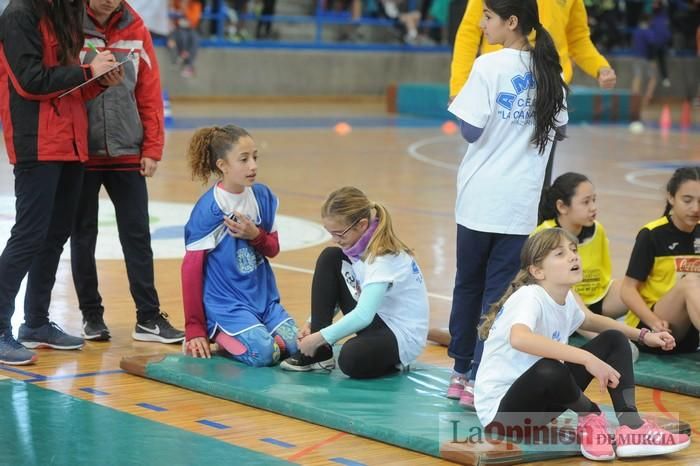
[487,330,643,432]
[311,247,401,379]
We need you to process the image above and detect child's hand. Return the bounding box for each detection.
[299,331,326,357]
[648,318,670,333]
[584,355,620,393]
[185,337,211,358]
[643,331,676,351]
[223,212,260,241]
[297,322,311,341]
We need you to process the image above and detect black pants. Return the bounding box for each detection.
[488,330,642,431]
[256,0,276,38]
[0,163,84,332]
[70,170,160,324]
[311,247,400,379]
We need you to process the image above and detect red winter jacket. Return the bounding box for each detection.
[0,1,103,165]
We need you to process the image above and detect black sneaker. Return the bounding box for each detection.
[17,322,84,350]
[279,345,335,372]
[132,313,185,344]
[82,315,111,341]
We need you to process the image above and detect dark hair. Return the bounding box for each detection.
[539,172,591,221]
[663,166,700,216]
[484,0,568,154]
[32,0,85,65]
[187,125,251,183]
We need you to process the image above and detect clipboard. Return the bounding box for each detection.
[57,48,135,99]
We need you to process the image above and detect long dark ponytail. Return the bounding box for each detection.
[664,166,700,216]
[484,0,568,154]
[32,0,85,65]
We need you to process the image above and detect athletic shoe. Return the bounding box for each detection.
[82,315,110,341]
[459,384,475,409]
[132,313,185,344]
[446,372,469,399]
[616,420,691,458]
[280,345,335,372]
[18,322,84,350]
[577,412,615,461]
[0,331,37,365]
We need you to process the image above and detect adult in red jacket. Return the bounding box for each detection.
[71,0,184,344]
[0,0,122,365]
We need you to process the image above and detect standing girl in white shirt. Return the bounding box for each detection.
[280,186,429,379]
[446,0,569,406]
[475,228,689,461]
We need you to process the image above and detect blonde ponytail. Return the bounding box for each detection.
[322,187,412,263]
[478,228,579,339]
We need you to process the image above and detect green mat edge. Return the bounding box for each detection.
[144,355,581,465]
[0,378,295,466]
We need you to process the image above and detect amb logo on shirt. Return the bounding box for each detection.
[496,72,536,125]
[551,330,562,342]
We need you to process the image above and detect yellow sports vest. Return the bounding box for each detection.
[534,219,612,305]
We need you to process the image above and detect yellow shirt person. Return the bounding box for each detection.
[449,0,616,97]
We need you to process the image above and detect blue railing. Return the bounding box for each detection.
[188,0,449,51]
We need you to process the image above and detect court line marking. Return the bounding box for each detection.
[405,134,687,202]
[197,419,231,430]
[79,387,110,396]
[260,438,296,449]
[287,431,347,461]
[137,402,168,412]
[651,388,700,435]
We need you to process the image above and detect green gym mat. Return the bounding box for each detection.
[120,354,690,466]
[0,377,293,466]
[570,335,700,397]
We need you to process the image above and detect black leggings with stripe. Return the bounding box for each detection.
[311,247,401,379]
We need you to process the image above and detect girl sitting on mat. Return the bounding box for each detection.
[280,186,429,379]
[476,228,688,461]
[181,124,298,366]
[536,172,627,319]
[621,166,700,355]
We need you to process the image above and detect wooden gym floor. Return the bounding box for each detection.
[0,100,699,465]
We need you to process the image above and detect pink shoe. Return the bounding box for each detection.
[458,384,475,409]
[615,420,691,458]
[446,373,469,399]
[577,413,615,461]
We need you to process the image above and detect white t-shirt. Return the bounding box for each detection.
[474,285,585,426]
[351,252,429,365]
[214,184,277,233]
[448,49,569,235]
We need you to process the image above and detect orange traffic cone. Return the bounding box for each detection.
[659,104,672,132]
[680,100,692,131]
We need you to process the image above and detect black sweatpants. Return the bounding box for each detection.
[0,162,84,332]
[311,247,401,379]
[487,330,643,432]
[70,170,160,324]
